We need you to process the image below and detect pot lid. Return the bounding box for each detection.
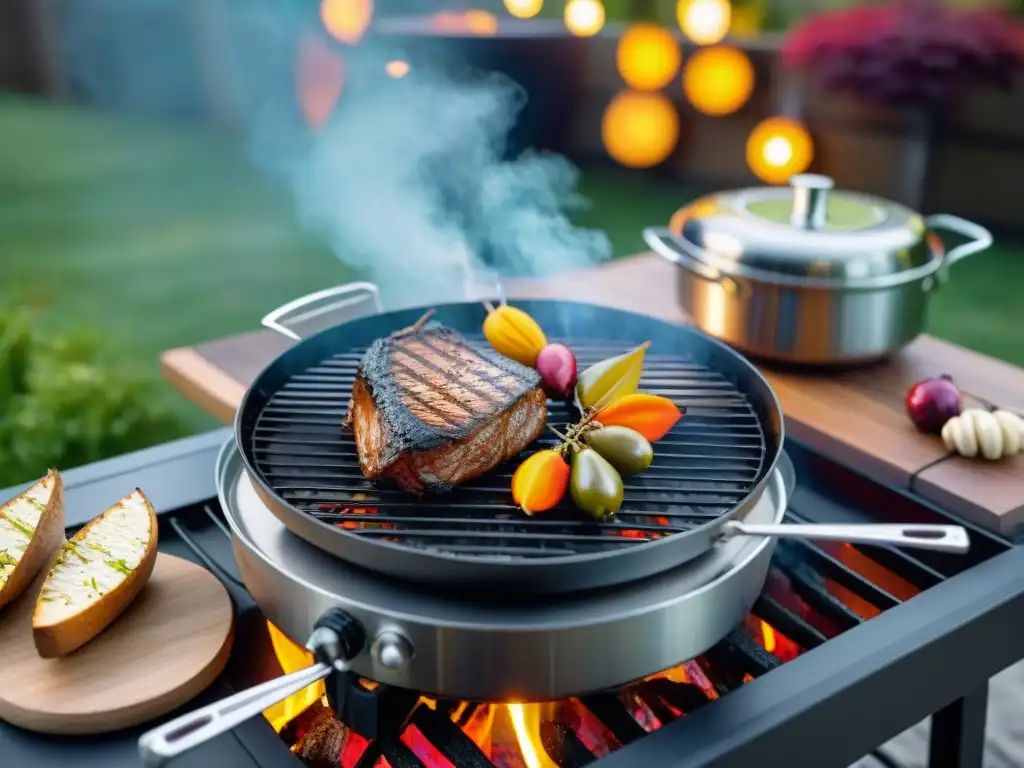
[668,175,934,281]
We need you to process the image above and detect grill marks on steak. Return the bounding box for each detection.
[346,323,547,494]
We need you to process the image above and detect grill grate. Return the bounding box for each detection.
[250,339,767,560]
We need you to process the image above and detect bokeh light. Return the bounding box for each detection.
[430,10,498,35]
[565,0,605,37]
[601,90,681,169]
[296,35,345,131]
[682,46,754,115]
[616,23,683,92]
[677,0,731,45]
[503,0,543,19]
[385,59,409,78]
[320,0,373,45]
[746,116,813,184]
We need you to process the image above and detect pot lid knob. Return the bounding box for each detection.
[789,174,834,230]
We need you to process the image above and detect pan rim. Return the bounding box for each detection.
[234,299,785,589]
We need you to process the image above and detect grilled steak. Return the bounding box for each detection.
[345,321,547,494]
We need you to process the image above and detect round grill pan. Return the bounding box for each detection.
[235,299,784,594]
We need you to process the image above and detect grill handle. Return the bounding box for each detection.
[722,522,970,554]
[261,282,384,341]
[138,611,365,767]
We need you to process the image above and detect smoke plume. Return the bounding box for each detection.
[56,0,611,308]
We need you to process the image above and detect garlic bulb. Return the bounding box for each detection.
[941,408,1024,460]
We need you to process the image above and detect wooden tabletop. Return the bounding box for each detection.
[161,253,1024,536]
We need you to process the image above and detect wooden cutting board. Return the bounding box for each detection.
[0,553,234,735]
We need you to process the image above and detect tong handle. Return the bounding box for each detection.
[723,522,970,554]
[138,661,335,767]
[139,612,365,767]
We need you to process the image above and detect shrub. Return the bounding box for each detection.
[0,309,185,488]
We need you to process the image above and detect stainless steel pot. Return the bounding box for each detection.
[644,174,993,365]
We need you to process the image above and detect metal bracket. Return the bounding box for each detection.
[261,282,384,341]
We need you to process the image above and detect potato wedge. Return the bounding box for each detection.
[32,488,158,658]
[0,470,66,611]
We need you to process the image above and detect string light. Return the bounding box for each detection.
[565,0,605,37]
[503,0,543,19]
[601,90,680,169]
[682,46,754,115]
[616,23,682,92]
[320,0,373,44]
[746,116,813,184]
[677,0,731,45]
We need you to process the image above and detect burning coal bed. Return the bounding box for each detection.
[262,541,920,767]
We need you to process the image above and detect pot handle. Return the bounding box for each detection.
[261,282,384,341]
[924,214,993,282]
[643,227,746,297]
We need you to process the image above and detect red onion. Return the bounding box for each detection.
[536,343,577,399]
[905,375,963,435]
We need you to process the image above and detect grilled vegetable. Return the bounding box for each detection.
[535,343,577,399]
[569,446,624,521]
[33,488,158,658]
[584,425,653,475]
[483,304,548,367]
[594,393,684,442]
[512,449,570,515]
[575,342,650,411]
[0,470,65,611]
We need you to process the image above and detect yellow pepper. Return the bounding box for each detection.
[483,305,547,367]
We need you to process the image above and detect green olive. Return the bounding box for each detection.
[584,425,653,476]
[570,446,624,521]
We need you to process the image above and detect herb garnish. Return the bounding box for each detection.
[104,558,132,575]
[5,515,33,538]
[0,550,16,567]
[63,543,90,564]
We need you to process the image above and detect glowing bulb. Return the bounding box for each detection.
[746,116,813,184]
[601,90,680,169]
[616,23,682,92]
[565,0,605,37]
[465,9,499,34]
[762,137,792,166]
[385,59,409,78]
[504,0,543,19]
[320,0,373,44]
[682,45,754,116]
[677,0,731,45]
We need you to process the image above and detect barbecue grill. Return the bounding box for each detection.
[236,297,785,593]
[2,430,1020,768]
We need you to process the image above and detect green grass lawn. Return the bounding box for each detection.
[1,94,1021,439]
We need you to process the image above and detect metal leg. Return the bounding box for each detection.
[928,683,988,768]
